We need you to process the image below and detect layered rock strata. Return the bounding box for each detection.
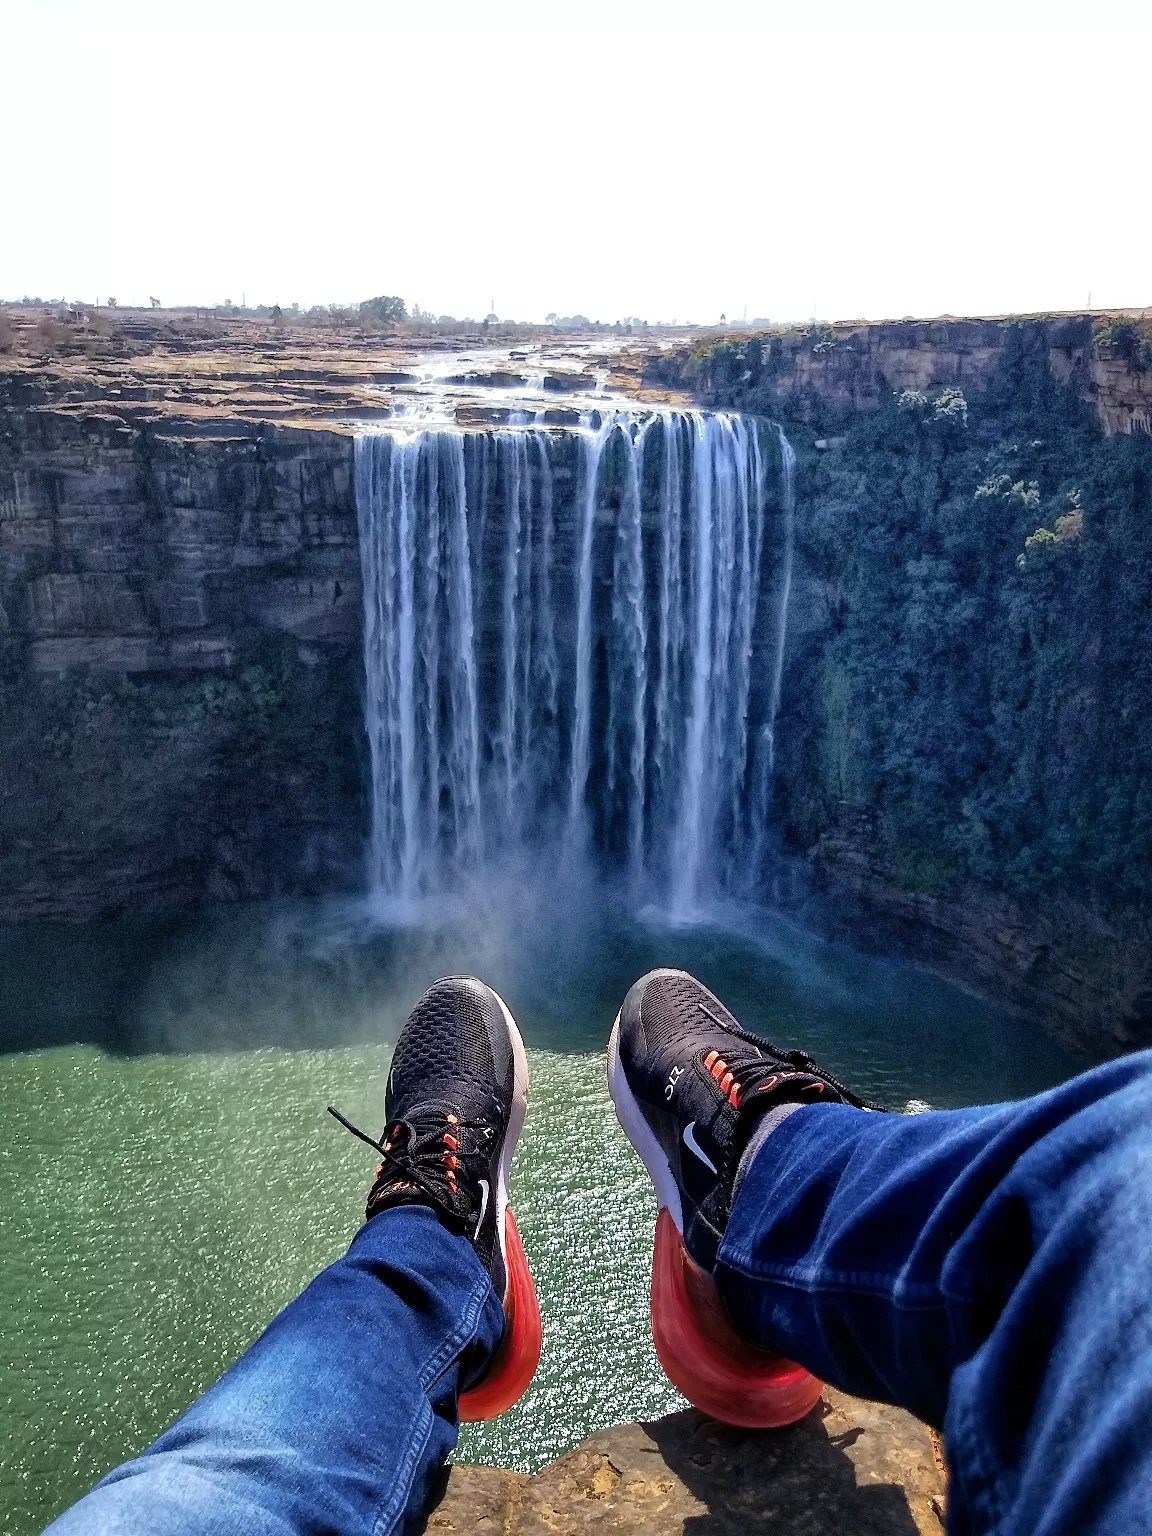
[807,829,1152,1060]
[646,312,1152,437]
[0,395,366,920]
[3,314,1148,1057]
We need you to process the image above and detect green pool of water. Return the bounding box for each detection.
[0,892,1080,1531]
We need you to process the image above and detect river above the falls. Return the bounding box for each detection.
[0,887,1080,1531]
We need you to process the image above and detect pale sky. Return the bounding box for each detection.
[3,0,1149,324]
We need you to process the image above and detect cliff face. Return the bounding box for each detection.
[3,315,1149,1057]
[0,323,674,928]
[647,312,1152,437]
[670,318,1152,1058]
[0,392,366,920]
[804,825,1152,1059]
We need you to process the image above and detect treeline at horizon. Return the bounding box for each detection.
[0,293,779,335]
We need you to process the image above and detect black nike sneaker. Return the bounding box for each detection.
[608,968,877,1429]
[608,967,874,1273]
[328,975,541,1420]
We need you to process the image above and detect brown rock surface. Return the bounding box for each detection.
[426,1464,529,1534]
[647,311,1152,437]
[0,314,653,432]
[0,403,367,924]
[430,1392,945,1535]
[1,309,1145,1050]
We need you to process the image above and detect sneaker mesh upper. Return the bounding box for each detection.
[388,977,506,1094]
[639,972,741,1053]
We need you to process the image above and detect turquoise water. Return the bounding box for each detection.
[0,891,1080,1531]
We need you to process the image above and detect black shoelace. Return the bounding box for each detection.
[327,1104,491,1217]
[697,1002,889,1112]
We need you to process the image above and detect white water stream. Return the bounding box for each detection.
[354,389,794,918]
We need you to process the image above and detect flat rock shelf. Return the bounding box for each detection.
[433,1391,947,1535]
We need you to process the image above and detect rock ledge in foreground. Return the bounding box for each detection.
[430,1387,946,1534]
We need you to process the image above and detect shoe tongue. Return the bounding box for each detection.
[701,1039,784,1094]
[384,1104,464,1156]
[740,1056,801,1088]
[736,1058,841,1113]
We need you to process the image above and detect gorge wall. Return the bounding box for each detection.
[646,312,1152,438]
[2,313,1150,1059]
[0,394,367,919]
[654,316,1152,1056]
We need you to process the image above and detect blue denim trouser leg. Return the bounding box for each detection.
[46,1205,505,1536]
[718,1050,1152,1535]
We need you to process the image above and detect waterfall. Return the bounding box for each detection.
[765,425,796,766]
[609,417,652,885]
[354,411,795,911]
[747,424,795,884]
[567,415,613,847]
[355,431,482,897]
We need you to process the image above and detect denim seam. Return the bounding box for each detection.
[370,1394,436,1536]
[722,1255,943,1306]
[365,1273,494,1536]
[417,1271,495,1392]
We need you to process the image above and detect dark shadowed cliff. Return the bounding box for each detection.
[0,398,367,918]
[655,316,1152,1055]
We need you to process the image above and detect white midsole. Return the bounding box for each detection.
[493,989,530,1295]
[607,1011,684,1235]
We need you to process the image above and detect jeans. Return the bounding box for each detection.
[46,1207,506,1536]
[718,1051,1152,1534]
[47,1052,1152,1535]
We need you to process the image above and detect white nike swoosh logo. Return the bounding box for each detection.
[476,1177,490,1230]
[682,1122,718,1175]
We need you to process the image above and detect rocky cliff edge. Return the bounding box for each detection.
[433,1392,946,1536]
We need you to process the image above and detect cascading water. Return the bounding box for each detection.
[354,409,794,916]
[567,415,615,849]
[748,425,795,884]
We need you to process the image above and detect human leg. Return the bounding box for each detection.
[46,1206,506,1536]
[719,1058,1152,1535]
[46,977,540,1536]
[610,968,1152,1535]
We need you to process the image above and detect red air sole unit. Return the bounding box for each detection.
[459,1209,542,1422]
[650,1207,823,1428]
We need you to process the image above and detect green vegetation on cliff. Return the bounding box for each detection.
[683,326,1152,917]
[760,327,1152,909]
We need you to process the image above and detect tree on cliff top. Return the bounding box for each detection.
[358,295,407,327]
